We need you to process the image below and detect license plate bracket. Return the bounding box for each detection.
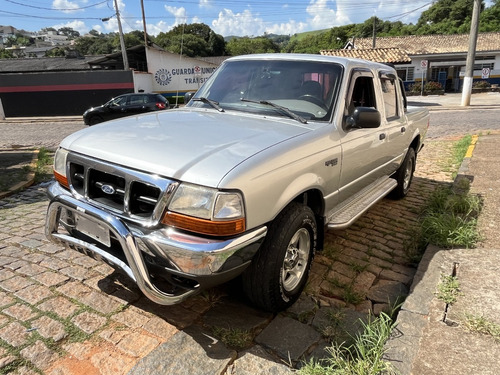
[75,213,111,247]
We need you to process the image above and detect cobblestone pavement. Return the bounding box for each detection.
[0,136,462,375]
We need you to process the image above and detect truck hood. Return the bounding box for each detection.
[62,108,312,187]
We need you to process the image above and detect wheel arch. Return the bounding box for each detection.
[284,188,326,251]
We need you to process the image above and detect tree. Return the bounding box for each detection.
[226,37,280,56]
[154,23,226,57]
[480,0,500,31]
[0,48,14,58]
[89,29,101,37]
[74,36,114,55]
[415,0,485,34]
[58,27,80,39]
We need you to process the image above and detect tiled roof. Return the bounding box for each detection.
[352,32,500,55]
[320,47,411,63]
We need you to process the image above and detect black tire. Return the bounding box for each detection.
[389,147,416,199]
[88,116,104,126]
[242,202,317,312]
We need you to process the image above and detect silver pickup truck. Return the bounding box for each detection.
[45,54,429,312]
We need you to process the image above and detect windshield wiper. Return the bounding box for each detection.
[240,98,307,124]
[192,97,224,112]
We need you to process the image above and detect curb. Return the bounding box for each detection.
[0,149,39,200]
[385,134,479,374]
[1,116,82,124]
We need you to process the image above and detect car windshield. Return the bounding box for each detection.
[187,59,343,122]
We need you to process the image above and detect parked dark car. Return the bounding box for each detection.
[83,93,170,125]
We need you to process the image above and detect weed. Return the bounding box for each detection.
[463,313,500,342]
[211,327,253,350]
[402,228,427,265]
[200,288,225,307]
[298,310,316,324]
[34,147,54,184]
[349,263,368,275]
[299,312,398,375]
[420,186,481,248]
[323,244,341,261]
[452,135,472,168]
[435,274,461,305]
[342,286,363,306]
[321,309,346,340]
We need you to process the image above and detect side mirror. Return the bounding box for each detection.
[184,92,196,104]
[346,107,381,130]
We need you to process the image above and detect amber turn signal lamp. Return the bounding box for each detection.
[162,212,245,237]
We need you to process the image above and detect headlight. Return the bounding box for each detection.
[162,183,246,236]
[53,148,69,189]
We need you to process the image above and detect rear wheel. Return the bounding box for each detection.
[389,147,416,199]
[243,203,317,312]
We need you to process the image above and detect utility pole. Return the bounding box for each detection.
[372,16,376,48]
[140,0,148,47]
[461,0,481,106]
[114,0,129,71]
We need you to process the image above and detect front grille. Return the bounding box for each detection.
[66,153,177,225]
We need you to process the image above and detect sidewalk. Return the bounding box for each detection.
[408,91,500,110]
[385,133,500,374]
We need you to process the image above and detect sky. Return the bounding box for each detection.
[0,0,494,38]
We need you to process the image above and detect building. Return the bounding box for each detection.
[321,32,500,92]
[0,45,220,117]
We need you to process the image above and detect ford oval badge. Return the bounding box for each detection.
[101,184,115,195]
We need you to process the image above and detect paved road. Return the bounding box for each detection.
[428,108,500,139]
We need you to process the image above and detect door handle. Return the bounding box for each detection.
[401,126,406,133]
[379,133,386,140]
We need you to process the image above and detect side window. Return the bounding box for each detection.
[380,78,399,120]
[347,75,376,115]
[128,95,145,105]
[110,97,126,107]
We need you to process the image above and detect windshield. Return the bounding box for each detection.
[187,59,343,122]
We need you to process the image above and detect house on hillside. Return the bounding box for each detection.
[321,32,500,92]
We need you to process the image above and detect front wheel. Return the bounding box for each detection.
[242,203,317,312]
[389,147,416,199]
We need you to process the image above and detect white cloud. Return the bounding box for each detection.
[211,9,267,36]
[199,0,213,9]
[52,20,88,34]
[306,0,351,30]
[165,5,188,26]
[52,0,82,14]
[266,20,308,36]
[145,21,171,36]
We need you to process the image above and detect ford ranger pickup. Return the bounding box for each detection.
[45,54,429,312]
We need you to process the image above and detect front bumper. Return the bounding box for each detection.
[45,182,267,305]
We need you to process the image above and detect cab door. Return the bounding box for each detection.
[379,72,410,174]
[337,69,388,203]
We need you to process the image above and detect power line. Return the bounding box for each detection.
[0,9,105,21]
[5,0,109,12]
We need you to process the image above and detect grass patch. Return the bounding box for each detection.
[435,274,461,305]
[420,186,481,248]
[34,147,54,184]
[450,135,472,178]
[211,327,253,350]
[342,286,364,306]
[463,313,500,342]
[299,312,398,375]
